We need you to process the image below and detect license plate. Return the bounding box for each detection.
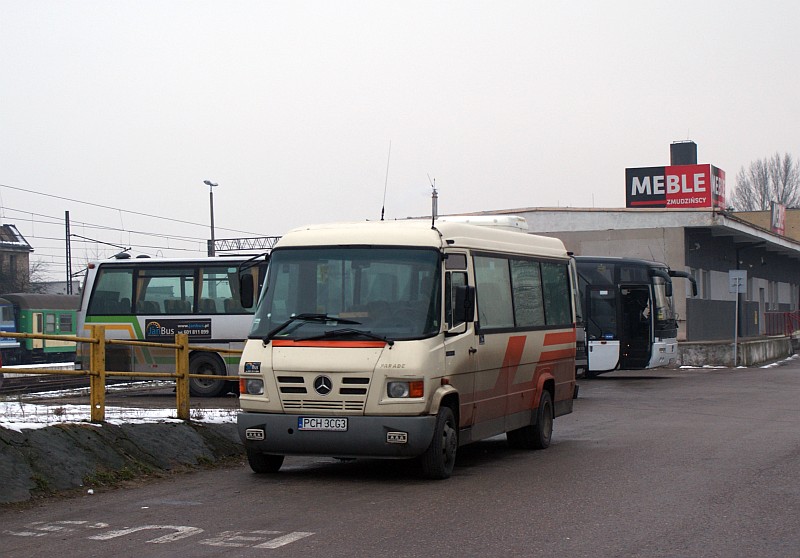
[298,417,348,431]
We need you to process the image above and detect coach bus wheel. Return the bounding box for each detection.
[189,353,228,397]
[507,390,554,450]
[247,449,284,474]
[420,406,458,479]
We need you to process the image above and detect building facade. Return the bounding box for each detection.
[0,224,33,294]
[460,207,800,342]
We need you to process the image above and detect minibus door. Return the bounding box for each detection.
[585,287,619,373]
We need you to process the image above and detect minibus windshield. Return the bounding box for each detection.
[249,247,441,341]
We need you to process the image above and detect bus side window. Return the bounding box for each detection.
[88,290,120,315]
[138,300,160,314]
[165,299,191,314]
[224,298,245,313]
[199,298,218,314]
[474,256,514,329]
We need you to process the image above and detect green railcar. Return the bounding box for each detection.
[0,293,79,365]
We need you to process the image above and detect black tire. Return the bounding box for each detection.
[420,406,458,479]
[189,353,228,397]
[507,390,553,450]
[246,449,284,474]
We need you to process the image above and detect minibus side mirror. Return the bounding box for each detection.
[453,285,475,325]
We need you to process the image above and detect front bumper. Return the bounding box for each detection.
[238,412,437,459]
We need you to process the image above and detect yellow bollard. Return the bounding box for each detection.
[89,325,106,423]
[175,333,190,420]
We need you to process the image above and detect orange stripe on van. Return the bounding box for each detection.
[271,339,387,348]
[540,348,576,361]
[502,335,527,374]
[543,329,576,346]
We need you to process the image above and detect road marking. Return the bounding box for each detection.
[88,525,204,543]
[255,531,314,548]
[200,530,281,547]
[6,521,109,537]
[7,521,315,549]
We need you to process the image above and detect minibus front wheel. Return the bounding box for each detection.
[420,406,458,480]
[247,449,284,474]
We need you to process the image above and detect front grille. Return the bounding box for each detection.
[282,399,365,412]
[280,386,307,394]
[277,376,304,383]
[275,373,370,412]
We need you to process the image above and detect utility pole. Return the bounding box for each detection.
[65,211,72,294]
[203,180,218,257]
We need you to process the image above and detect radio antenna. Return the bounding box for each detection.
[428,174,438,227]
[380,140,392,221]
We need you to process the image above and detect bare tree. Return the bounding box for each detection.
[26,260,50,293]
[729,152,800,210]
[0,259,50,294]
[771,152,800,207]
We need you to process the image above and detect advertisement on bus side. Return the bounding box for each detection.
[144,319,212,340]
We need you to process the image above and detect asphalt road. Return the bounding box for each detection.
[2,362,800,557]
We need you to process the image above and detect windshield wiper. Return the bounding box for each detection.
[264,313,361,342]
[298,328,394,347]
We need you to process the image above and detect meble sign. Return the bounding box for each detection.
[625,164,726,209]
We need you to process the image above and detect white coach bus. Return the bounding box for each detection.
[574,256,696,376]
[237,218,578,479]
[77,254,267,396]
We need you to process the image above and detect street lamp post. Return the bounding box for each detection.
[203,180,218,256]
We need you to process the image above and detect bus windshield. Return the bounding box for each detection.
[250,247,441,341]
[652,276,675,323]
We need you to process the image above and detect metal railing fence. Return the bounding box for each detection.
[764,311,800,337]
[0,325,241,422]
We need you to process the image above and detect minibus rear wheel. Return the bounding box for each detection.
[507,390,553,450]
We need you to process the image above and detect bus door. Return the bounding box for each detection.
[619,285,653,369]
[585,286,619,373]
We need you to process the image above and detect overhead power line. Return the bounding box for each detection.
[0,182,268,237]
[0,206,207,242]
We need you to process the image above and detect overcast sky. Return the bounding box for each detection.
[2,1,799,281]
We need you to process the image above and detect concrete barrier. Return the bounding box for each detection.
[678,336,794,367]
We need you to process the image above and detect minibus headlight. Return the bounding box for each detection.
[242,378,264,395]
[387,380,424,398]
